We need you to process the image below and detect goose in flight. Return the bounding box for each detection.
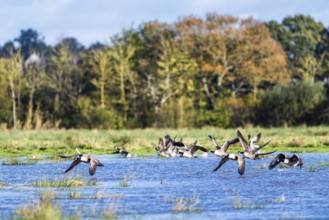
[237,130,275,160]
[114,146,132,158]
[164,135,185,148]
[269,153,303,169]
[179,141,208,158]
[59,148,104,176]
[208,135,239,157]
[154,138,171,157]
[213,153,245,176]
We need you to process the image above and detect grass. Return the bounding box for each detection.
[14,190,80,220]
[120,176,130,187]
[102,203,118,219]
[2,157,38,165]
[69,191,80,199]
[32,177,96,187]
[231,195,266,209]
[0,181,8,189]
[1,126,329,157]
[170,196,202,212]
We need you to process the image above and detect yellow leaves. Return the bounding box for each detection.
[201,63,224,73]
[0,50,23,82]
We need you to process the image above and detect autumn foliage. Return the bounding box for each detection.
[0,14,327,129]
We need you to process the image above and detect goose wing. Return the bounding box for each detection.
[237,155,245,175]
[213,156,229,172]
[208,135,220,150]
[237,130,250,151]
[255,150,277,157]
[59,154,77,159]
[250,133,262,143]
[221,138,239,152]
[158,138,165,151]
[290,154,302,163]
[64,158,81,173]
[196,145,208,153]
[164,135,172,147]
[173,141,185,147]
[268,153,285,170]
[252,139,272,154]
[89,157,103,176]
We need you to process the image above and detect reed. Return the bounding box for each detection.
[33,177,96,187]
[14,190,80,220]
[231,195,265,209]
[172,195,202,212]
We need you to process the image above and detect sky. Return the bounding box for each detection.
[1,0,329,47]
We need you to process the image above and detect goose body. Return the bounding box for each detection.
[269,153,303,169]
[213,153,245,176]
[208,135,239,157]
[59,148,104,176]
[155,138,174,157]
[237,130,275,160]
[179,141,208,158]
[114,146,132,158]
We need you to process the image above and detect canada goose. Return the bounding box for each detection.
[213,153,245,176]
[165,135,185,147]
[208,135,239,157]
[59,148,104,176]
[179,141,208,158]
[237,130,275,160]
[269,153,303,169]
[165,142,178,157]
[154,138,170,157]
[114,146,132,158]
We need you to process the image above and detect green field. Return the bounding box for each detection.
[1,126,329,158]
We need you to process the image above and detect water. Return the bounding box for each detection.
[0,153,329,219]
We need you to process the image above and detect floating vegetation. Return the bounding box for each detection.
[172,196,202,212]
[15,190,80,220]
[319,161,329,167]
[102,203,118,219]
[69,191,80,199]
[0,181,9,189]
[231,196,266,209]
[33,177,96,187]
[93,191,108,199]
[2,158,37,165]
[308,165,317,172]
[27,155,44,161]
[44,154,66,163]
[120,176,130,188]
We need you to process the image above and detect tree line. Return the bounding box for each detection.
[0,13,328,129]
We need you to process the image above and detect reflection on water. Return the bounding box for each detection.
[0,153,329,219]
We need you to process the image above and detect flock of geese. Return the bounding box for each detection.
[59,129,303,176]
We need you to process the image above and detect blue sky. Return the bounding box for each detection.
[2,0,329,47]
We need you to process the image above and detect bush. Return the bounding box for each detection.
[196,100,231,128]
[257,81,326,126]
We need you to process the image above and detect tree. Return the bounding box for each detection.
[84,47,112,109]
[23,52,45,129]
[110,33,137,126]
[258,81,325,126]
[46,40,82,127]
[14,28,47,59]
[233,19,289,100]
[268,15,325,80]
[0,50,23,129]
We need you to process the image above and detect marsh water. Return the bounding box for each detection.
[0,153,329,219]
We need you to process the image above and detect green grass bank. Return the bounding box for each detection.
[1,126,329,158]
